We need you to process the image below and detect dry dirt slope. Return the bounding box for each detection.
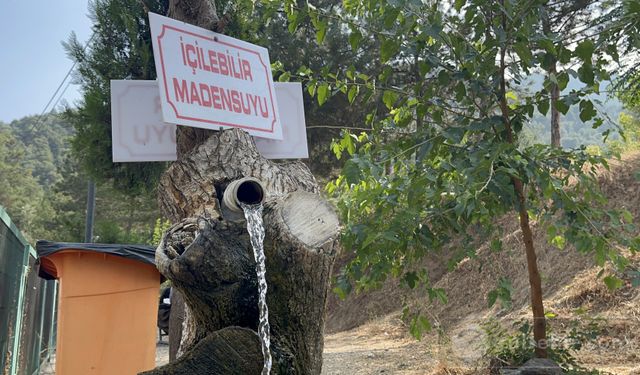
[322,152,640,375]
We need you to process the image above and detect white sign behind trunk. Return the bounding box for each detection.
[111,80,308,162]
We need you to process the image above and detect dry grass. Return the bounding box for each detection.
[324,152,640,374]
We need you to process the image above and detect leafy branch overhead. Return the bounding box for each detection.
[263,0,640,344]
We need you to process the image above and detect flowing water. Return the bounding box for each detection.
[241,203,272,375]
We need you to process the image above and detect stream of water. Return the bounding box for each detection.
[241,203,272,375]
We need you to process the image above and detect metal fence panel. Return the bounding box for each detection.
[0,207,29,374]
[0,207,57,375]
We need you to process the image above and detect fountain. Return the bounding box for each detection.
[141,129,339,375]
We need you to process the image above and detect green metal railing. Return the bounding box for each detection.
[0,206,57,375]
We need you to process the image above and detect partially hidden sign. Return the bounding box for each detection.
[111,80,177,162]
[148,12,282,140]
[111,80,308,162]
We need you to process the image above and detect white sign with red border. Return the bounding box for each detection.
[148,12,282,140]
[111,80,308,162]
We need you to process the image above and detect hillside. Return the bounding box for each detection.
[323,152,640,374]
[0,113,160,244]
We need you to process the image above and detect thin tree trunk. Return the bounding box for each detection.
[498,14,548,358]
[543,12,562,148]
[549,63,561,148]
[512,179,547,358]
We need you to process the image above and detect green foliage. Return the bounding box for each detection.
[152,218,171,246]
[64,0,169,195]
[598,0,640,101]
[0,114,75,242]
[0,129,53,242]
[482,316,604,374]
[266,0,640,339]
[488,277,513,309]
[523,77,624,151]
[0,113,160,244]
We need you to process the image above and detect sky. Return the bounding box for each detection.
[0,1,93,123]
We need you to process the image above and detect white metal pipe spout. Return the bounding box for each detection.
[222,177,266,213]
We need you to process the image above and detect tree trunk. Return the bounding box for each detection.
[157,129,319,223]
[513,179,547,358]
[147,129,339,374]
[168,289,185,361]
[549,64,561,148]
[152,2,339,372]
[498,23,548,358]
[543,12,561,148]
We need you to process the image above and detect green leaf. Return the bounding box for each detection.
[416,140,432,162]
[490,239,502,252]
[382,90,397,109]
[622,209,634,223]
[455,82,466,101]
[555,99,570,115]
[437,70,450,85]
[343,160,361,184]
[557,71,569,91]
[347,85,358,104]
[603,275,623,290]
[551,235,566,249]
[575,40,595,62]
[538,38,555,54]
[333,286,347,300]
[287,11,301,33]
[409,315,432,340]
[315,20,328,44]
[380,39,400,62]
[426,23,443,38]
[469,120,491,131]
[514,42,533,66]
[578,63,595,85]
[443,127,465,143]
[428,288,448,304]
[349,29,362,51]
[579,100,597,122]
[317,83,329,106]
[454,0,466,11]
[558,46,572,64]
[487,290,498,307]
[538,99,549,116]
[488,277,513,308]
[383,7,400,29]
[307,81,317,97]
[278,72,291,82]
[404,271,418,289]
[333,275,352,300]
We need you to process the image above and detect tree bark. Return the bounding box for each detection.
[157,129,318,223]
[148,129,339,374]
[168,289,185,361]
[141,327,263,375]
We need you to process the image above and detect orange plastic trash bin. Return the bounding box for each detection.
[36,241,160,375]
